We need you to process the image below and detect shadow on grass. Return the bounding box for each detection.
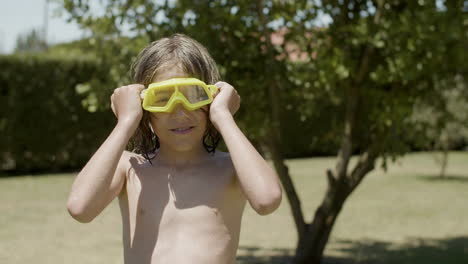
[416,174,468,183]
[328,236,468,264]
[237,236,468,264]
[236,246,294,264]
[0,169,78,178]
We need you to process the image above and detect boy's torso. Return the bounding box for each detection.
[118,151,246,264]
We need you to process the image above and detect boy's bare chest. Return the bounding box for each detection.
[123,163,243,224]
[119,161,245,263]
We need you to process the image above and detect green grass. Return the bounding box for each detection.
[1,152,468,264]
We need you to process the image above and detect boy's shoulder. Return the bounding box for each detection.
[122,150,144,159]
[209,151,234,167]
[210,151,238,180]
[120,150,148,170]
[212,150,231,159]
[122,150,145,161]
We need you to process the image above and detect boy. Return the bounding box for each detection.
[67,34,282,264]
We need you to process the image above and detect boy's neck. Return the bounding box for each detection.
[155,144,211,168]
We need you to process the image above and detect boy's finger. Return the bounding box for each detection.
[111,101,117,116]
[140,89,147,100]
[214,81,227,89]
[128,83,145,90]
[213,88,222,99]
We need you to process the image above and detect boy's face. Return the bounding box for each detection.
[148,65,208,152]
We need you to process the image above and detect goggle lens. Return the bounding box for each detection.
[179,85,209,103]
[149,87,175,107]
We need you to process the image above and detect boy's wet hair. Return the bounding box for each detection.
[129,33,221,163]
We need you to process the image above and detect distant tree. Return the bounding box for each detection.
[0,32,4,54]
[14,29,48,53]
[411,75,468,178]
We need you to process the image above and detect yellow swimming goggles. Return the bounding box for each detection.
[141,78,219,113]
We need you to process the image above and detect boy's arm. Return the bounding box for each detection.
[67,84,144,223]
[67,123,134,223]
[211,82,282,215]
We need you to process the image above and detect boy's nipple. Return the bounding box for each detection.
[139,208,146,216]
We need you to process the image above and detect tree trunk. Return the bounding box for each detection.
[439,148,449,178]
[293,147,378,264]
[267,135,307,236]
[294,176,349,264]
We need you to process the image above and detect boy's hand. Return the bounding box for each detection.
[210,81,240,125]
[111,84,145,128]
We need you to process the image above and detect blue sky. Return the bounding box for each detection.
[0,0,84,54]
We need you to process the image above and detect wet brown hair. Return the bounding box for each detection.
[129,34,221,163]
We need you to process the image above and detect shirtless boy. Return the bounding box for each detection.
[67,34,282,264]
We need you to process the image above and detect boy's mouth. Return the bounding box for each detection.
[170,126,195,134]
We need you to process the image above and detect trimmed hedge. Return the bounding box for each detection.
[0,54,342,174]
[0,54,114,174]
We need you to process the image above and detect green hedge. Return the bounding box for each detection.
[0,54,114,174]
[0,54,341,174]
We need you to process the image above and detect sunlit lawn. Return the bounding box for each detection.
[1,152,467,264]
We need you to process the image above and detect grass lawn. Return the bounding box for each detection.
[1,152,467,264]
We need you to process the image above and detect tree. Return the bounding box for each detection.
[411,75,468,178]
[285,1,467,262]
[60,0,468,263]
[14,29,48,53]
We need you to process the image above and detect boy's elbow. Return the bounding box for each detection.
[67,200,95,223]
[254,188,282,216]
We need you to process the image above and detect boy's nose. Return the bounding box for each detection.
[172,102,190,117]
